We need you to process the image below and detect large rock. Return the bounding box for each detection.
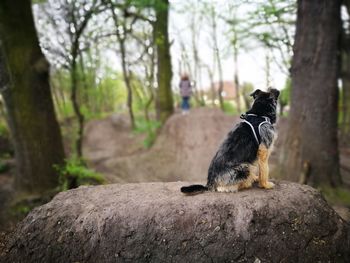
[2,181,350,263]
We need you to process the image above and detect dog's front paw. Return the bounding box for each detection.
[259,181,275,189]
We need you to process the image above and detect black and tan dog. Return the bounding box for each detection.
[181,88,280,194]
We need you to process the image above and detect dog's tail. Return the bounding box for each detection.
[180,184,208,195]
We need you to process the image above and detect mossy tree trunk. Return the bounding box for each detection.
[0,0,65,194]
[278,0,341,187]
[340,0,350,143]
[70,47,85,158]
[154,0,174,124]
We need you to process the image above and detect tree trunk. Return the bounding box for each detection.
[265,50,271,88]
[78,50,92,112]
[278,0,341,187]
[233,38,241,113]
[340,1,350,143]
[144,59,155,122]
[204,65,216,106]
[0,42,9,90]
[109,4,136,130]
[154,0,174,124]
[118,38,135,130]
[0,0,65,194]
[217,57,224,111]
[70,55,85,158]
[209,8,224,110]
[210,7,224,111]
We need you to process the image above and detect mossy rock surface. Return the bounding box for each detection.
[2,181,350,263]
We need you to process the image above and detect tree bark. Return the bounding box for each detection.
[70,52,85,158]
[210,7,224,111]
[340,1,350,143]
[233,36,241,113]
[278,0,341,187]
[0,0,65,194]
[119,40,135,130]
[68,1,97,158]
[154,0,174,124]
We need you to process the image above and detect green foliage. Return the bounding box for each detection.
[0,160,10,173]
[223,101,239,116]
[241,82,254,94]
[0,121,9,137]
[51,68,127,120]
[55,157,104,191]
[321,186,350,207]
[60,103,74,118]
[129,0,167,11]
[12,204,31,215]
[247,0,296,74]
[280,78,291,109]
[134,116,161,148]
[32,0,47,3]
[10,193,55,220]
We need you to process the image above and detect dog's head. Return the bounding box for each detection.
[247,88,280,123]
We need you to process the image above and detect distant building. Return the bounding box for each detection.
[202,81,238,101]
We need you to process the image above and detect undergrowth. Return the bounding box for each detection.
[134,117,161,148]
[222,101,239,116]
[55,157,104,191]
[320,186,350,207]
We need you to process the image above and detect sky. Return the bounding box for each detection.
[169,0,290,92]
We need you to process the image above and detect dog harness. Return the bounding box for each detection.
[240,113,271,145]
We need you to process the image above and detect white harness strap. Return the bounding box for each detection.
[242,120,259,145]
[258,117,270,138]
[243,114,271,145]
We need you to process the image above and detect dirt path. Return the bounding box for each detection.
[83,108,237,183]
[83,108,350,185]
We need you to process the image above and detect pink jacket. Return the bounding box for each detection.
[179,80,192,97]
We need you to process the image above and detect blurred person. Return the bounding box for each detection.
[179,73,192,114]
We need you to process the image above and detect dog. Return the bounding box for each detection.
[181,88,280,194]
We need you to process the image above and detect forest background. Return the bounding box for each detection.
[0,0,350,231]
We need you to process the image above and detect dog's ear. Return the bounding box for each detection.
[269,88,280,100]
[250,89,262,99]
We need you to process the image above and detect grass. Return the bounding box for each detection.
[0,161,10,173]
[134,117,161,148]
[55,157,105,191]
[222,101,239,116]
[320,186,350,207]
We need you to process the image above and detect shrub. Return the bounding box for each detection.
[55,157,104,191]
[134,117,161,148]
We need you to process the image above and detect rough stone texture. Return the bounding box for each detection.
[2,181,350,263]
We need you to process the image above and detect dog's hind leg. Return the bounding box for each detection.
[238,177,254,190]
[238,163,258,190]
[257,145,274,189]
